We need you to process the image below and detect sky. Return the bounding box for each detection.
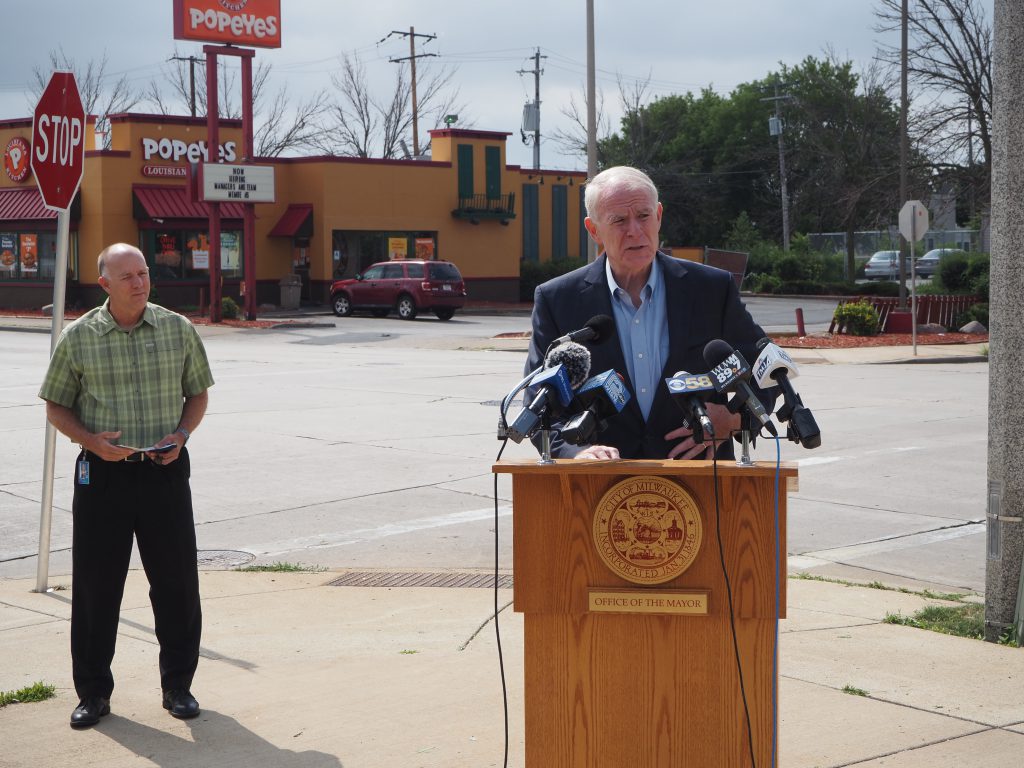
[0,1,996,171]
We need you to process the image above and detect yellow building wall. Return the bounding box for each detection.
[1,117,587,306]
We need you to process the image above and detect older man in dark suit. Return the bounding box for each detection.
[525,166,770,460]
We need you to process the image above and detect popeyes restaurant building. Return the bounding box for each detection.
[0,111,588,311]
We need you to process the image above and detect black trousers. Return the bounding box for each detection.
[70,448,201,700]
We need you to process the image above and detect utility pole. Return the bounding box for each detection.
[898,0,910,309]
[761,84,792,252]
[586,0,598,262]
[386,27,437,157]
[517,48,546,170]
[986,0,1024,646]
[170,54,203,117]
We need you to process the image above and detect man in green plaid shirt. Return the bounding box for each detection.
[39,243,214,728]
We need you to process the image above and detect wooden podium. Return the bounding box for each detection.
[493,459,798,768]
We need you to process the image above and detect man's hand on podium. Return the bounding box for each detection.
[575,445,620,460]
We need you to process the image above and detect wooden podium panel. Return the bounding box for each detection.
[494,460,797,768]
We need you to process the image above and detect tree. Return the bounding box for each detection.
[783,57,906,276]
[318,52,467,159]
[595,55,911,263]
[31,48,143,148]
[874,0,994,214]
[145,50,329,158]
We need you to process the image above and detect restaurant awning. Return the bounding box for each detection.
[132,184,247,221]
[268,204,313,238]
[0,187,81,222]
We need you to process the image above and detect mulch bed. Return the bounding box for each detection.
[775,332,988,349]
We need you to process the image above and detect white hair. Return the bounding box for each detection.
[584,166,659,221]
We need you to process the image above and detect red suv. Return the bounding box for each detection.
[330,259,467,320]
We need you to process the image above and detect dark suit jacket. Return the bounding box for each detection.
[525,252,770,459]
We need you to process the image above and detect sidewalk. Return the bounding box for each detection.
[1,568,1021,767]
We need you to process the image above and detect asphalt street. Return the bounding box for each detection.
[0,303,988,595]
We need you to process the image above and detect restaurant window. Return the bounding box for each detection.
[0,230,78,282]
[141,228,243,281]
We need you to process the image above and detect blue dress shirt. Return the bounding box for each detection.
[605,257,669,421]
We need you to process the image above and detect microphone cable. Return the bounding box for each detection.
[490,398,516,768]
[770,432,783,768]
[709,429,756,768]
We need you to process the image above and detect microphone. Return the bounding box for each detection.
[559,370,632,445]
[507,343,592,443]
[544,341,591,389]
[664,371,716,444]
[703,339,778,437]
[753,338,821,449]
[550,314,615,348]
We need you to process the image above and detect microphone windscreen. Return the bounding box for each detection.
[584,314,616,344]
[703,339,734,369]
[545,341,592,388]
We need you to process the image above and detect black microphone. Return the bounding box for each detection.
[703,339,778,437]
[559,369,632,445]
[753,338,821,449]
[508,343,592,443]
[550,314,615,348]
[664,371,716,444]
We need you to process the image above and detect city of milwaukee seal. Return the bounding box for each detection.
[593,476,703,585]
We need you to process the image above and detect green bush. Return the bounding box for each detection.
[954,302,989,330]
[833,300,880,336]
[519,258,587,302]
[936,252,971,291]
[743,272,782,294]
[221,296,241,319]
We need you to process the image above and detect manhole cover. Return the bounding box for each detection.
[197,549,256,569]
[327,571,513,589]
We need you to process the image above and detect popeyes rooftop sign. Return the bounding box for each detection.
[173,0,281,48]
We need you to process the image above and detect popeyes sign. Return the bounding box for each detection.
[173,0,281,48]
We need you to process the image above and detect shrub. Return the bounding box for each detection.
[519,258,586,302]
[936,252,971,291]
[833,300,880,336]
[743,272,782,294]
[221,296,241,319]
[954,302,989,330]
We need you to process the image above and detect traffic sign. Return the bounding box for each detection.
[31,72,85,211]
[899,200,929,242]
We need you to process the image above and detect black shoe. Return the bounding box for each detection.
[162,688,200,719]
[70,696,110,728]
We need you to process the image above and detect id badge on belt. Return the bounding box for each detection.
[77,458,90,485]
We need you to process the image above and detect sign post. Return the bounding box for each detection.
[32,71,85,592]
[898,200,929,356]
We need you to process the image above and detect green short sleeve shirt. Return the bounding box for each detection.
[38,300,215,448]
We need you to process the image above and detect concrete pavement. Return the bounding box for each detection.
[1,568,1022,768]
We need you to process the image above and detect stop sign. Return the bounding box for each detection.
[31,72,85,211]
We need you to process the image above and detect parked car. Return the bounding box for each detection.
[863,250,908,280]
[915,248,965,279]
[329,259,467,320]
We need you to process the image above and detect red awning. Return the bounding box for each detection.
[0,187,58,221]
[269,204,313,237]
[132,184,247,220]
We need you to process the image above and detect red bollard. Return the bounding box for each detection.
[795,307,806,337]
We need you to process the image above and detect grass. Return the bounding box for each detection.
[790,572,967,602]
[0,682,57,708]
[841,685,868,697]
[884,603,985,640]
[792,572,1006,643]
[235,561,326,573]
[399,649,419,655]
